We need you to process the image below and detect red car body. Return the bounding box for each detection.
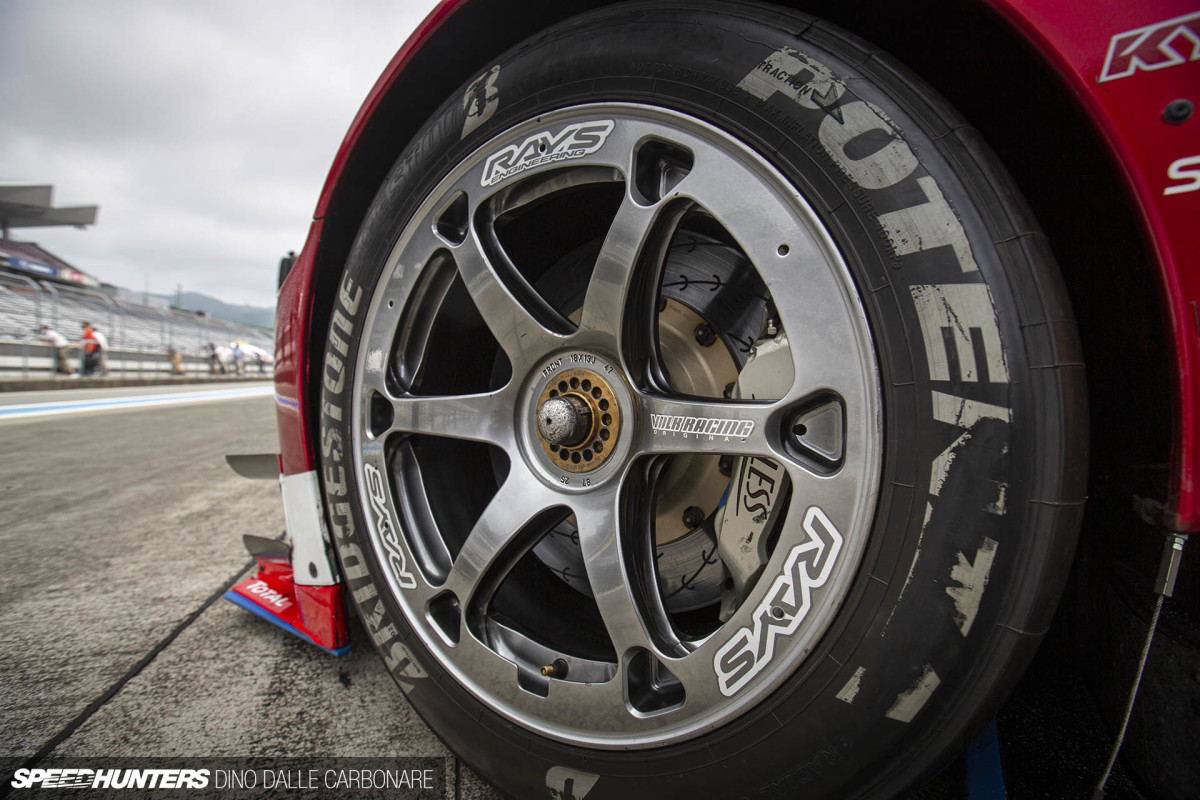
[267,0,1199,647]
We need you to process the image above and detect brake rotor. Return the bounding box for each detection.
[529,231,771,612]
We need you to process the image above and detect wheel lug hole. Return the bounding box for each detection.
[599,429,610,441]
[558,381,568,393]
[601,413,612,426]
[599,399,610,411]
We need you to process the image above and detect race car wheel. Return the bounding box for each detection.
[318,4,1086,797]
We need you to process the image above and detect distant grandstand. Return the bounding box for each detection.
[0,183,273,376]
[0,268,273,352]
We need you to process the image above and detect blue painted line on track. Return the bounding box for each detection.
[0,386,273,419]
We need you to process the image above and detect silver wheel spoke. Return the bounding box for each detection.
[384,389,515,448]
[574,190,681,359]
[573,492,669,659]
[444,469,557,609]
[672,156,871,404]
[452,231,563,371]
[636,394,782,459]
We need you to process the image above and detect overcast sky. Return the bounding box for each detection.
[0,0,442,309]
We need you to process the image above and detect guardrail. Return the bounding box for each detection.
[0,339,274,380]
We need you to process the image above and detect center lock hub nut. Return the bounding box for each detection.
[534,367,621,473]
[537,395,592,447]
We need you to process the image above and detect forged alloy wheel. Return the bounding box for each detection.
[318,5,1086,798]
[351,104,882,747]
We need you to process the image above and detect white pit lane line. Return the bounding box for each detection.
[0,384,274,421]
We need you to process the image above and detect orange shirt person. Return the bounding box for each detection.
[80,323,99,376]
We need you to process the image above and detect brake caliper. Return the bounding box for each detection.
[716,331,792,621]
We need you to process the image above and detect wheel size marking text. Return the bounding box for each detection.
[363,463,417,590]
[714,506,843,696]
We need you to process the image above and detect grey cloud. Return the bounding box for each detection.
[0,0,440,307]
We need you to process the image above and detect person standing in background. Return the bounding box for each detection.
[232,342,245,376]
[91,324,110,376]
[167,345,185,375]
[80,322,98,376]
[39,325,72,375]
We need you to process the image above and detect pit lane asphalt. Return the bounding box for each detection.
[0,382,500,799]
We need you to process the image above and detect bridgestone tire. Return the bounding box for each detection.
[318,4,1087,798]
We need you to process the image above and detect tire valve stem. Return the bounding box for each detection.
[541,659,569,679]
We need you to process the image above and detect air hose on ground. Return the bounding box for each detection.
[1091,531,1189,799]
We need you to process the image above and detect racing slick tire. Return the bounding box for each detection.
[318,4,1087,798]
